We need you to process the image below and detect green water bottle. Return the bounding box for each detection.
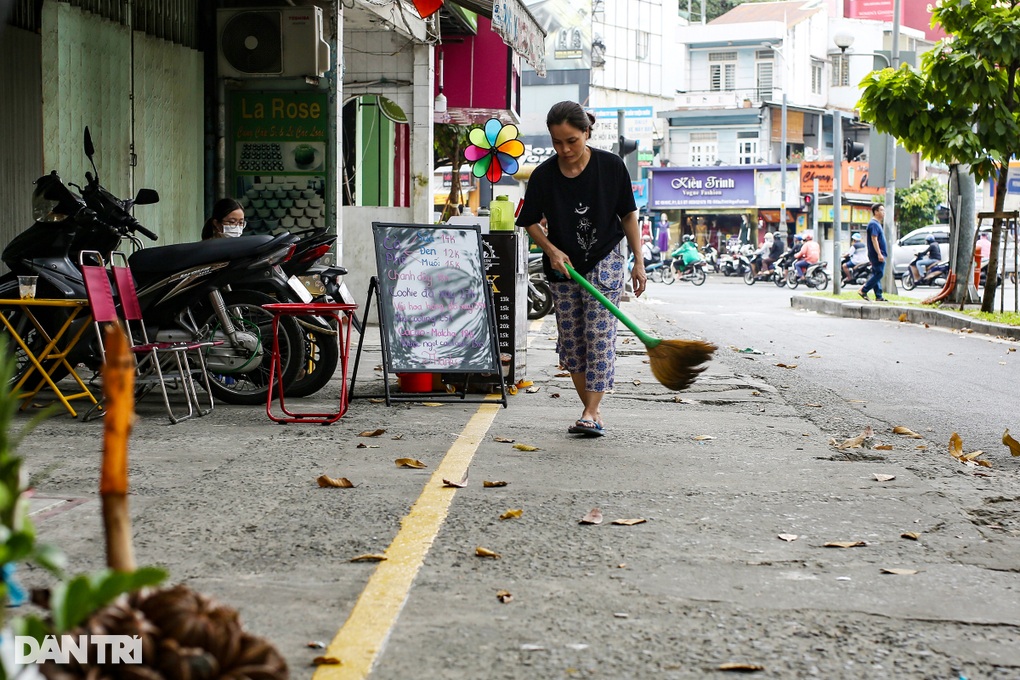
[489,195,514,232]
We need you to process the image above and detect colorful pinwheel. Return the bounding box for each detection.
[464,118,525,183]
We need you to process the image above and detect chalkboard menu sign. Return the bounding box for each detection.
[372,223,499,373]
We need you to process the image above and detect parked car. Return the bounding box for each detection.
[891,224,1017,279]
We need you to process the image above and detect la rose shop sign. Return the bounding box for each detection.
[649,168,755,208]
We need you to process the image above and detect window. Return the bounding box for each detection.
[811,60,824,95]
[690,132,717,166]
[756,61,774,101]
[831,53,850,87]
[635,30,650,60]
[709,51,736,91]
[737,132,758,165]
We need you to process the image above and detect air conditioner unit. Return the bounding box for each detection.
[218,7,330,78]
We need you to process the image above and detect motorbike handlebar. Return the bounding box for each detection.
[129,218,158,241]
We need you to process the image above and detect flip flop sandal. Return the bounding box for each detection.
[568,419,605,437]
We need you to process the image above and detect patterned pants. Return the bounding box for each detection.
[549,249,625,393]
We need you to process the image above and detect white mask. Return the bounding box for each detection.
[222,224,244,238]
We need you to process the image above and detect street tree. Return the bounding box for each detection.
[895,176,944,236]
[434,124,470,222]
[857,0,1020,311]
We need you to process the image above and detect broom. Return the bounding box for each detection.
[564,263,716,391]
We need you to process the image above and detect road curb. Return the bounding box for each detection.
[790,294,1020,340]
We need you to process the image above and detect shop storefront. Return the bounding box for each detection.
[799,161,883,241]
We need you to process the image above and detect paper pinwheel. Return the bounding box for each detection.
[464,118,525,183]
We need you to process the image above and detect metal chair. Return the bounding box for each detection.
[79,252,204,424]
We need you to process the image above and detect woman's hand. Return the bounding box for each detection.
[548,248,572,277]
[631,262,647,298]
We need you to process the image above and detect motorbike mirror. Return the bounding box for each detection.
[84,127,95,158]
[134,188,160,205]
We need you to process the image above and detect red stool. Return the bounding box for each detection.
[262,302,358,424]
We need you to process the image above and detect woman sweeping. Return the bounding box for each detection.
[516,101,645,437]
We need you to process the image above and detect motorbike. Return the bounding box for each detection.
[626,252,671,283]
[771,250,796,288]
[901,251,949,290]
[1,128,307,406]
[701,244,719,273]
[787,260,831,290]
[840,253,872,287]
[664,257,707,286]
[526,254,553,320]
[742,252,777,285]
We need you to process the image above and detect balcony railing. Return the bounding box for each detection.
[674,89,765,109]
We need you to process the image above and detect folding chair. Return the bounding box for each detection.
[110,252,222,418]
[79,252,202,424]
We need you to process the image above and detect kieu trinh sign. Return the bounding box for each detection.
[649,168,755,208]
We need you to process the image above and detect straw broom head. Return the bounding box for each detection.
[646,339,717,392]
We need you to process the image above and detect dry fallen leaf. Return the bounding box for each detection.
[898,312,908,322]
[692,434,715,441]
[550,393,561,398]
[901,532,920,540]
[421,402,444,407]
[834,425,874,450]
[317,475,355,488]
[874,444,893,451]
[395,458,427,469]
[632,379,642,386]
[873,473,896,482]
[525,386,541,393]
[881,568,920,575]
[493,436,516,443]
[476,546,501,559]
[312,656,342,666]
[358,428,386,437]
[949,432,964,459]
[356,443,367,449]
[893,426,924,438]
[513,443,540,452]
[777,534,798,542]
[580,508,603,525]
[369,398,385,404]
[555,371,570,377]
[391,434,404,440]
[499,508,523,520]
[824,541,866,548]
[776,363,798,369]
[350,554,387,562]
[483,480,509,488]
[442,472,469,488]
[496,590,513,603]
[1003,428,1020,456]
[718,662,765,672]
[306,641,326,649]
[611,518,647,526]
[805,403,823,408]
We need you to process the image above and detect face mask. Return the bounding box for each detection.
[222,224,244,238]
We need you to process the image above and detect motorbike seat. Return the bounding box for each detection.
[129,234,296,275]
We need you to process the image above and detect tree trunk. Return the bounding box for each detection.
[947,165,978,305]
[442,136,463,221]
[979,168,1008,312]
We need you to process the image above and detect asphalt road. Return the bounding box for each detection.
[14,275,1020,680]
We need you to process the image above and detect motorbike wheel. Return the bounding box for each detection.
[787,273,800,289]
[649,267,663,283]
[285,324,341,398]
[809,270,830,289]
[901,271,916,291]
[528,278,554,320]
[661,264,676,285]
[742,269,756,285]
[773,270,787,288]
[690,267,707,286]
[199,290,303,406]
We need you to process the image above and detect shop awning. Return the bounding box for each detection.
[450,0,546,76]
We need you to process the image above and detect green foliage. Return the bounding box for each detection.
[895,176,945,236]
[858,0,1020,182]
[50,566,167,632]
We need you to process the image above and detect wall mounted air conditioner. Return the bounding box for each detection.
[218,7,330,78]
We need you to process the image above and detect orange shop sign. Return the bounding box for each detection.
[799,161,883,195]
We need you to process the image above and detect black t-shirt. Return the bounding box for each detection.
[516,147,637,278]
[769,239,784,259]
[924,242,941,259]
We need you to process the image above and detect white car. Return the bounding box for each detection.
[891,224,1016,278]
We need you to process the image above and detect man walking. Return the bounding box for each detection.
[859,203,888,301]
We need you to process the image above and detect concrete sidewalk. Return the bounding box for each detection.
[792,294,1020,340]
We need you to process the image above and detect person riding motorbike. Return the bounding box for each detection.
[794,232,819,280]
[911,235,942,280]
[641,234,659,268]
[764,231,784,276]
[750,232,773,277]
[841,233,868,281]
[670,234,702,273]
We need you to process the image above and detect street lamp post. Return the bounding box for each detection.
[765,43,789,240]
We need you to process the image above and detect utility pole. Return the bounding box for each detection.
[780,92,788,240]
[833,111,843,295]
[882,0,902,295]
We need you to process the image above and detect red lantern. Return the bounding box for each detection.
[413,0,443,19]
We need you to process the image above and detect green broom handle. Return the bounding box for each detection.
[563,263,659,348]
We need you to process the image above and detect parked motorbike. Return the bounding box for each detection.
[701,244,719,273]
[0,128,306,406]
[840,253,872,287]
[526,254,553,320]
[787,260,831,290]
[901,251,949,290]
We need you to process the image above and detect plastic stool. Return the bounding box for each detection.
[262,302,357,424]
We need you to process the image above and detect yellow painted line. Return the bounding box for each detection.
[314,401,502,680]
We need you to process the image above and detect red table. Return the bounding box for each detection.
[262,302,357,425]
